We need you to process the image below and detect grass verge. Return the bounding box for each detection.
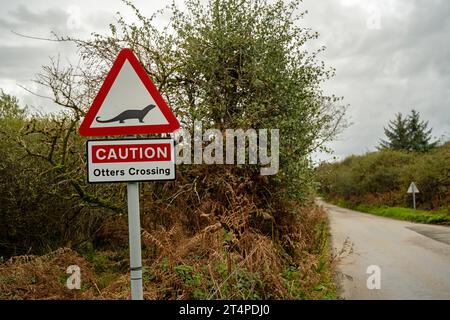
[355,205,450,225]
[331,199,450,225]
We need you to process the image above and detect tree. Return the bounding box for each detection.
[407,109,438,152]
[379,112,410,151]
[379,109,437,152]
[0,90,26,119]
[167,0,347,198]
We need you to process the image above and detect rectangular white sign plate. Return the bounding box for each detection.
[86,138,176,183]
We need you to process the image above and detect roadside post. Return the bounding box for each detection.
[127,181,142,299]
[407,182,420,211]
[79,48,180,299]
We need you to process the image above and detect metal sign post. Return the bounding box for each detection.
[127,181,143,300]
[86,138,176,299]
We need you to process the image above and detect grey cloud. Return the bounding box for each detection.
[9,5,67,25]
[0,5,68,34]
[303,0,450,162]
[0,0,448,163]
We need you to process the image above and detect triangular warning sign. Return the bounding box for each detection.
[407,182,419,193]
[79,48,180,136]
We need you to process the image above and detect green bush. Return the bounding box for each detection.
[0,94,124,257]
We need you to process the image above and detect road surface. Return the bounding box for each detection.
[318,200,450,300]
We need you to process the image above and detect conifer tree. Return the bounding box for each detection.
[379,109,437,152]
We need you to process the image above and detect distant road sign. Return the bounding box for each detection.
[86,138,175,183]
[407,182,419,194]
[407,182,419,211]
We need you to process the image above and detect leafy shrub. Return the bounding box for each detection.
[0,97,124,257]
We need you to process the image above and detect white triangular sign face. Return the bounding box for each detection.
[79,48,180,136]
[92,60,169,128]
[407,182,419,193]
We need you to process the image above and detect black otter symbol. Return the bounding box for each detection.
[96,104,156,124]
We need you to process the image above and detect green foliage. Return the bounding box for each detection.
[0,106,125,257]
[282,266,306,299]
[379,109,438,152]
[379,113,409,151]
[171,261,265,300]
[408,110,438,152]
[317,142,450,212]
[174,264,202,287]
[160,257,169,273]
[0,90,26,120]
[232,269,264,300]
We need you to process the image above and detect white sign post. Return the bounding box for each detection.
[86,138,175,299]
[127,181,143,300]
[80,48,180,300]
[407,182,420,211]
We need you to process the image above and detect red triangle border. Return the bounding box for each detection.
[79,48,180,136]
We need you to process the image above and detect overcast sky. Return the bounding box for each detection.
[0,0,449,161]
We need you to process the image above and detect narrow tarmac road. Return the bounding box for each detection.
[318,200,450,300]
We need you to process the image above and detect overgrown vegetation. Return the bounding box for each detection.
[0,203,336,299]
[0,90,124,257]
[0,0,345,299]
[316,142,450,217]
